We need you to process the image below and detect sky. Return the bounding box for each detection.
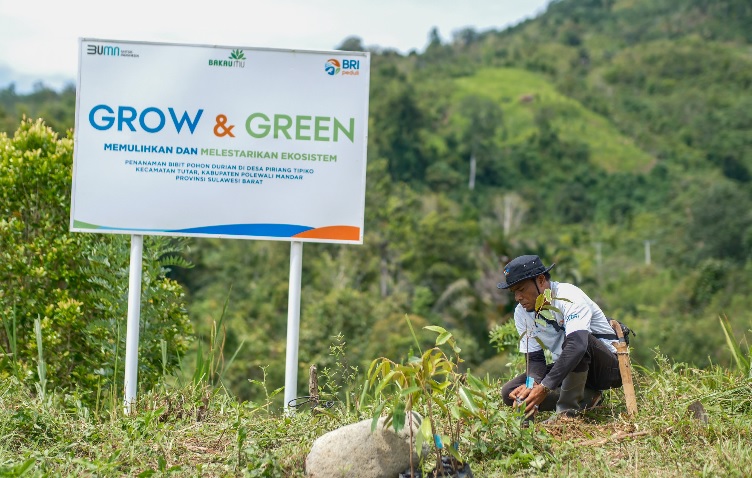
[0,0,551,93]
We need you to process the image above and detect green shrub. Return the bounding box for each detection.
[0,119,192,403]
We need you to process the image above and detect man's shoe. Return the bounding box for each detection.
[586,391,604,409]
[580,389,604,410]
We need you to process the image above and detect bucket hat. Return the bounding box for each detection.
[497,255,555,289]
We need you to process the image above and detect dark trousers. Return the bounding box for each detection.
[501,332,622,410]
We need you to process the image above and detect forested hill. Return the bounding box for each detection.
[2,0,751,401]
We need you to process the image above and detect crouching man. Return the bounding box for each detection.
[497,255,622,422]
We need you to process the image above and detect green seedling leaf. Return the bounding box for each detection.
[368,361,387,386]
[416,426,425,454]
[400,385,421,396]
[433,380,451,392]
[424,325,447,335]
[371,401,386,432]
[407,355,422,364]
[465,373,488,392]
[434,399,450,414]
[539,309,555,321]
[542,305,563,315]
[459,385,479,414]
[436,331,453,346]
[367,358,380,379]
[392,401,406,432]
[535,294,545,311]
[419,418,433,443]
[375,370,397,396]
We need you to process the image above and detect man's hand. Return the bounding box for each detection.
[523,383,550,414]
[509,384,532,405]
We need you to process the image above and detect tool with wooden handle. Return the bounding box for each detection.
[610,319,638,416]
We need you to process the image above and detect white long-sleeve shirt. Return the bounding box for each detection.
[514,281,617,361]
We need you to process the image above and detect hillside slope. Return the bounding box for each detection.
[453,67,655,173]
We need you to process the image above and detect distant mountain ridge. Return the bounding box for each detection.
[0,63,73,95]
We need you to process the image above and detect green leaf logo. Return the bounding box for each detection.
[229,49,246,60]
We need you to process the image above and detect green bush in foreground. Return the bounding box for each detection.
[0,118,193,404]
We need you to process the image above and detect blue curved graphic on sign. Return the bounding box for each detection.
[171,223,312,237]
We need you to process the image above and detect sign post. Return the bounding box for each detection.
[72,39,370,409]
[123,234,144,414]
[284,241,304,410]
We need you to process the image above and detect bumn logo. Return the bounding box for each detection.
[87,45,121,56]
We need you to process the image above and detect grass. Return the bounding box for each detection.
[452,67,656,173]
[0,351,750,477]
[530,367,752,477]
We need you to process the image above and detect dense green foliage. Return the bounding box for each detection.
[0,120,192,403]
[0,84,75,134]
[1,0,751,407]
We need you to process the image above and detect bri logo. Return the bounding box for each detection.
[324,58,361,76]
[324,59,341,75]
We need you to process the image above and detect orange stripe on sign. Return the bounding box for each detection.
[294,226,360,241]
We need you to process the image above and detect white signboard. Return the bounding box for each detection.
[72,39,370,244]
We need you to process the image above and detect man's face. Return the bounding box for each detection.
[509,277,542,312]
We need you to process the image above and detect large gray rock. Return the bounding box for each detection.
[306,414,422,478]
